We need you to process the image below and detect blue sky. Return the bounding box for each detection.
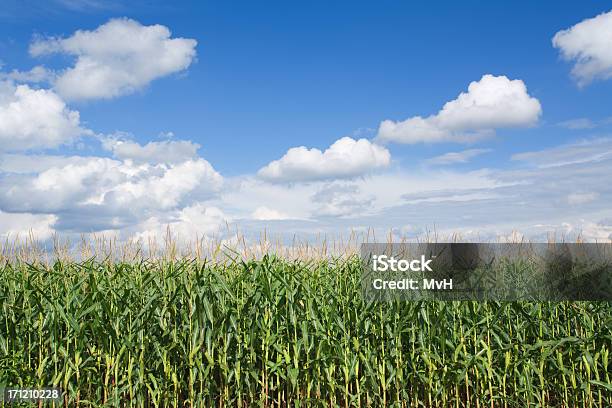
[1,0,611,244]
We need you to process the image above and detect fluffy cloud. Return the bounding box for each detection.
[553,10,612,86]
[377,75,542,144]
[425,148,492,165]
[0,81,83,151]
[0,153,95,174]
[3,136,610,243]
[0,153,223,232]
[228,136,611,242]
[106,159,223,210]
[257,137,391,182]
[0,210,57,241]
[132,204,228,243]
[30,18,197,100]
[102,137,200,164]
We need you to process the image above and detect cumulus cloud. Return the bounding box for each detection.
[132,204,228,243]
[377,74,542,144]
[0,210,57,241]
[101,137,200,164]
[0,155,223,232]
[257,137,391,182]
[425,148,492,165]
[553,10,612,86]
[0,153,106,175]
[3,136,610,243]
[30,18,197,100]
[0,81,83,151]
[231,136,611,242]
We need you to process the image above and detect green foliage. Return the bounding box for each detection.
[1,256,611,407]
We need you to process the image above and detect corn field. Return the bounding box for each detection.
[1,255,611,407]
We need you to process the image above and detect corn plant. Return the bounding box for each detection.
[0,255,611,407]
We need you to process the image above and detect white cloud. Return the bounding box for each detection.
[54,0,119,11]
[556,220,612,241]
[225,136,611,242]
[558,118,596,130]
[257,137,391,182]
[0,210,57,241]
[102,137,200,164]
[553,10,612,86]
[158,131,175,139]
[30,18,197,100]
[402,190,501,204]
[377,74,542,144]
[0,66,54,83]
[2,136,611,244]
[218,169,504,224]
[0,154,223,232]
[108,159,223,210]
[0,153,96,174]
[511,138,612,168]
[217,177,316,221]
[0,81,83,151]
[567,192,599,205]
[425,148,492,165]
[251,206,293,221]
[310,184,375,217]
[132,204,229,243]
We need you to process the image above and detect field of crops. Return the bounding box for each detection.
[1,254,611,407]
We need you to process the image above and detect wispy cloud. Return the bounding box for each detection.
[54,0,122,11]
[425,148,492,165]
[511,138,612,168]
[0,0,122,20]
[557,118,596,130]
